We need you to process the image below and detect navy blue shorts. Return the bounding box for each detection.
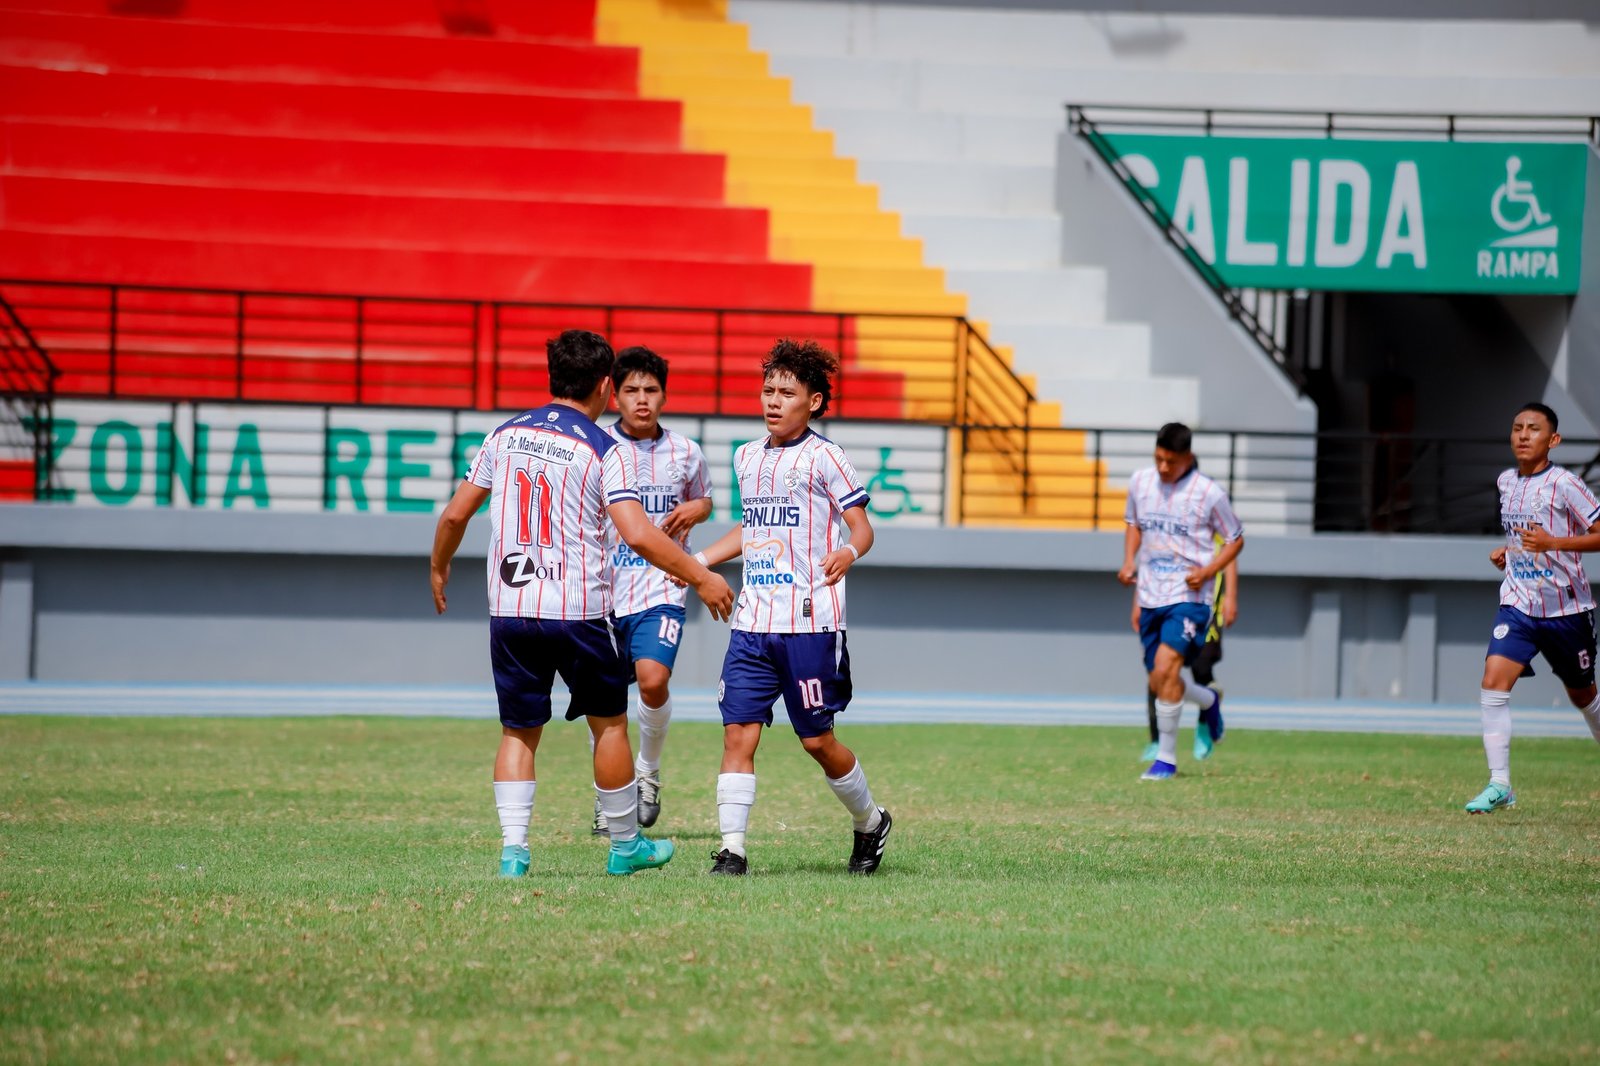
[488,617,630,729]
[1485,605,1596,690]
[612,604,687,671]
[1139,602,1213,673]
[718,630,852,738]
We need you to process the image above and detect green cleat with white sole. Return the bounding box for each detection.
[1465,782,1516,814]
[498,844,530,878]
[606,834,675,876]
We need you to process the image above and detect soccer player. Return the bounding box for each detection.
[430,329,733,878]
[1469,401,1600,813]
[1136,541,1236,762]
[593,346,713,834]
[691,339,891,876]
[1118,423,1244,781]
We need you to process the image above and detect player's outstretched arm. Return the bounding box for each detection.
[1222,558,1240,627]
[660,496,713,541]
[1117,524,1141,585]
[821,505,873,586]
[610,498,734,621]
[430,481,490,614]
[696,524,744,568]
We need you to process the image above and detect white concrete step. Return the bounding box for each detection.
[903,214,1062,270]
[858,159,1055,214]
[813,106,1062,166]
[1000,321,1152,380]
[947,267,1107,325]
[1035,375,1200,430]
[736,2,1600,81]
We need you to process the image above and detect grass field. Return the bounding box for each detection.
[1,715,1597,1065]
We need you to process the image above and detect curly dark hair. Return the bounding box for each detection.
[762,338,838,417]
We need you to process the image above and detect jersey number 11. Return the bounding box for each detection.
[514,468,555,548]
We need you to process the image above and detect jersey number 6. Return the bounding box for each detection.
[514,468,555,548]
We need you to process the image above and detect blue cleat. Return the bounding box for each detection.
[1465,782,1516,814]
[1140,741,1161,763]
[1197,687,1225,750]
[606,834,676,876]
[1140,759,1177,781]
[498,844,530,879]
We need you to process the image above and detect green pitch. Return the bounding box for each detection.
[2,716,1596,1064]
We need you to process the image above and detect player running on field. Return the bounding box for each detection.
[591,346,713,835]
[430,329,733,879]
[1468,401,1600,814]
[1118,422,1245,781]
[691,339,892,876]
[1137,537,1237,763]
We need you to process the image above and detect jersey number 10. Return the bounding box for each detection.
[514,469,555,548]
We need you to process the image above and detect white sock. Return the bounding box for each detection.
[1579,694,1600,745]
[716,772,756,857]
[1184,680,1216,709]
[635,694,672,774]
[1481,688,1512,786]
[597,780,639,844]
[1155,699,1182,764]
[826,760,883,832]
[493,780,535,848]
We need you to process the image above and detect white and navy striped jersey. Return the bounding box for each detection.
[603,422,712,616]
[731,429,869,634]
[1125,464,1243,610]
[1498,463,1600,618]
[467,404,639,620]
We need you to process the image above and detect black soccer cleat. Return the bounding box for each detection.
[637,768,662,829]
[847,808,892,875]
[709,848,748,876]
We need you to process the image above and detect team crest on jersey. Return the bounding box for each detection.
[665,461,685,482]
[546,411,559,421]
[782,457,813,494]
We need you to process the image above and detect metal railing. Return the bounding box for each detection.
[0,289,58,501]
[26,394,1600,536]
[0,278,1032,428]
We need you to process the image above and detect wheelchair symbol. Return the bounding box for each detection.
[864,447,923,518]
[1491,156,1552,234]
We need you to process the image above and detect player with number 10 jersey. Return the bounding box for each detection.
[693,339,892,879]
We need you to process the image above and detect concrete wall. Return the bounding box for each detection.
[3,503,1589,709]
[1056,131,1317,434]
[1561,147,1600,434]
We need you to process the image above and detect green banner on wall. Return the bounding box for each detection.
[1101,134,1588,294]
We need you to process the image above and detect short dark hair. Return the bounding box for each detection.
[612,346,668,392]
[763,338,838,417]
[1155,422,1192,453]
[546,329,614,400]
[1516,401,1559,433]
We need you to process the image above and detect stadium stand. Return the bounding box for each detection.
[0,0,1126,524]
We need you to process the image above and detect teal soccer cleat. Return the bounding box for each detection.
[1465,782,1516,814]
[1140,741,1160,763]
[606,834,676,876]
[1194,687,1223,761]
[498,844,530,879]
